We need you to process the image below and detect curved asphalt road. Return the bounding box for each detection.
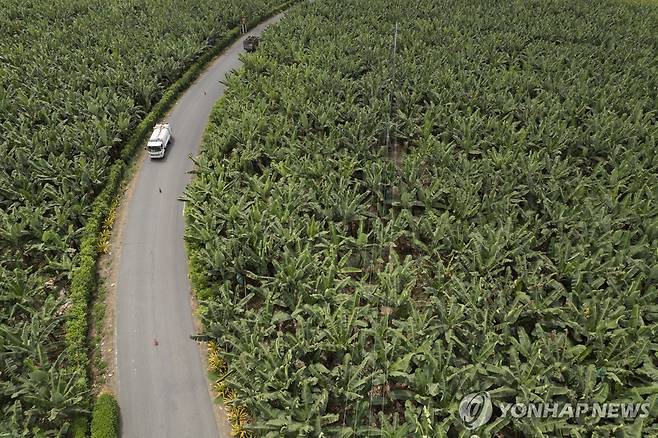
[116,14,284,438]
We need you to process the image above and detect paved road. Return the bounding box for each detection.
[116,14,284,438]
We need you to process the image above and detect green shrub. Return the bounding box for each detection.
[91,394,120,438]
[71,416,89,438]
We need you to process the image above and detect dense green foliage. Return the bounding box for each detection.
[185,0,658,435]
[0,0,285,435]
[90,394,119,438]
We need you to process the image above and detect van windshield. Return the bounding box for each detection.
[147,143,162,151]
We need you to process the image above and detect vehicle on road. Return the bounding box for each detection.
[243,36,260,52]
[147,123,172,159]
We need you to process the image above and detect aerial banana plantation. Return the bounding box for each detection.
[185,0,658,435]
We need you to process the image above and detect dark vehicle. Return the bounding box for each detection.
[243,36,260,52]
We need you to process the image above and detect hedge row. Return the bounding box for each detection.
[65,3,298,437]
[91,394,120,438]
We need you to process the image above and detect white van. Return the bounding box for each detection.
[147,123,172,159]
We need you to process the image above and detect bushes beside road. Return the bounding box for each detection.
[90,393,120,438]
